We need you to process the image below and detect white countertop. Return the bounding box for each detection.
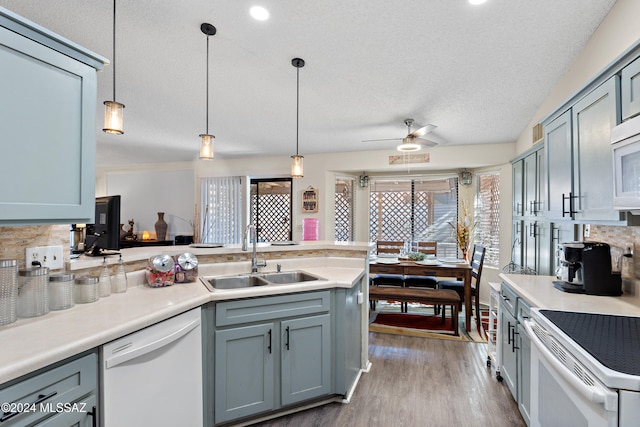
[499,273,640,316]
[0,256,366,385]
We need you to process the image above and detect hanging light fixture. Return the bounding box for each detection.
[291,58,305,178]
[103,0,124,134]
[199,23,217,160]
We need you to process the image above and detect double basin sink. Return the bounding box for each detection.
[202,270,324,291]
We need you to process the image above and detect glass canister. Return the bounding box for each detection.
[146,254,175,287]
[175,253,198,283]
[49,273,75,311]
[99,257,112,298]
[0,259,18,326]
[111,254,128,293]
[74,276,100,304]
[17,267,50,318]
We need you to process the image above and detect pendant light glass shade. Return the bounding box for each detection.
[199,134,214,159]
[291,58,305,178]
[103,101,124,134]
[291,154,304,178]
[103,0,124,135]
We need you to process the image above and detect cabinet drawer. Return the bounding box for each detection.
[369,265,403,275]
[500,284,518,317]
[216,291,331,326]
[0,352,97,426]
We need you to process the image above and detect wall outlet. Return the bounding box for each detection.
[584,224,591,238]
[26,245,64,270]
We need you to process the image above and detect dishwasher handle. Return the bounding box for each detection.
[104,317,200,369]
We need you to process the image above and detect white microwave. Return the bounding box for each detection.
[612,114,640,214]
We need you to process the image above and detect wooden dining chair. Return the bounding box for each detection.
[414,241,437,256]
[372,240,405,311]
[405,241,438,309]
[437,244,486,331]
[376,240,404,255]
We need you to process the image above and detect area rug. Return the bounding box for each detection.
[369,301,488,343]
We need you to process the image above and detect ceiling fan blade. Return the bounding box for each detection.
[416,137,438,147]
[362,138,403,143]
[409,124,437,138]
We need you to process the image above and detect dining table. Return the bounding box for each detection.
[369,257,473,332]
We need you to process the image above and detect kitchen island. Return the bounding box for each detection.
[0,241,371,426]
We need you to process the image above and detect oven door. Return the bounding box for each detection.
[524,320,618,427]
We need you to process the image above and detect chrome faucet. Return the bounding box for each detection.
[243,224,267,273]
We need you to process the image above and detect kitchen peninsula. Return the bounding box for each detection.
[0,241,371,426]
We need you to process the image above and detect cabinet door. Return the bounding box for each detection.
[512,159,524,217]
[0,25,96,224]
[281,314,331,406]
[572,76,621,221]
[622,56,640,121]
[536,148,546,215]
[499,307,518,398]
[34,394,97,427]
[545,110,573,220]
[522,220,539,272]
[523,152,538,216]
[511,220,523,267]
[535,220,552,275]
[215,323,275,424]
[517,323,531,426]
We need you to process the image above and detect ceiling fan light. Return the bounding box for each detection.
[103,100,125,134]
[199,134,214,159]
[291,155,304,178]
[397,137,422,152]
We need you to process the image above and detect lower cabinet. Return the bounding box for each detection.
[210,291,334,425]
[0,351,98,427]
[499,297,518,396]
[517,300,531,426]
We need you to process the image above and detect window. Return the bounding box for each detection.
[369,177,458,257]
[200,177,243,244]
[250,178,292,242]
[335,177,355,241]
[475,171,500,267]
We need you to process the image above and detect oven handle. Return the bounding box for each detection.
[523,320,618,412]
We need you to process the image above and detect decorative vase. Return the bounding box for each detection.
[155,212,168,241]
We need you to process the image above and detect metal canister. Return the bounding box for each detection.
[49,273,75,311]
[17,267,50,318]
[0,260,18,325]
[175,253,198,283]
[74,276,100,304]
[146,254,175,287]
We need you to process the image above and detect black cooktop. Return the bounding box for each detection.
[540,310,640,376]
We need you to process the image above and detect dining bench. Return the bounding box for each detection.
[368,286,461,335]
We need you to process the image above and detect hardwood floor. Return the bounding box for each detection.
[257,332,526,427]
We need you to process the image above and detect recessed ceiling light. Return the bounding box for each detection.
[469,0,488,5]
[250,6,269,21]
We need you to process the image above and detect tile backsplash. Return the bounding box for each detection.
[0,225,69,268]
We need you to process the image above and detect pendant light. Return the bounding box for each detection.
[199,23,217,160]
[291,58,305,178]
[103,0,125,134]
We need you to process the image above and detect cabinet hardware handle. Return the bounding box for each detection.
[551,226,560,241]
[507,321,513,345]
[562,193,578,218]
[0,391,58,422]
[88,405,97,427]
[268,329,272,354]
[285,326,290,350]
[512,330,520,352]
[516,202,522,216]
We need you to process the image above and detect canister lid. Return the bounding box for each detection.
[50,273,75,282]
[75,276,99,285]
[150,254,174,272]
[0,259,18,268]
[18,267,49,276]
[177,253,198,270]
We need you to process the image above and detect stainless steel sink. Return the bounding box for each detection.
[202,270,324,291]
[260,271,322,284]
[204,274,269,290]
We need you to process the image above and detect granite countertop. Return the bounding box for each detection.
[499,273,640,316]
[0,254,366,385]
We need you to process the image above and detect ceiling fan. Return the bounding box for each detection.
[363,118,438,152]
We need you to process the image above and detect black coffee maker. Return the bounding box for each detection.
[582,242,622,296]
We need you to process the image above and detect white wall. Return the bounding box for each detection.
[514,0,640,155]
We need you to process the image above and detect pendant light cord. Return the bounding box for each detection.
[112,0,116,102]
[296,66,299,156]
[205,35,210,134]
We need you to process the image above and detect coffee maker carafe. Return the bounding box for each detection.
[556,242,584,288]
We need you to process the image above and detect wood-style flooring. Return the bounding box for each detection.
[256,332,527,427]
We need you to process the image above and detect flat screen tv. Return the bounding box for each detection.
[85,195,121,256]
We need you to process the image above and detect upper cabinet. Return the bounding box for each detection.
[0,7,106,225]
[544,76,622,222]
[622,56,640,121]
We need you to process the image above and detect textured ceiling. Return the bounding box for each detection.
[1,0,617,166]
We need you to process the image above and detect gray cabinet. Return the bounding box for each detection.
[499,285,518,397]
[0,352,98,427]
[0,8,105,225]
[545,110,573,220]
[513,159,524,217]
[516,299,531,426]
[212,291,332,425]
[622,56,640,121]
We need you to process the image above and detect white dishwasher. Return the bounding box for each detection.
[101,307,203,426]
